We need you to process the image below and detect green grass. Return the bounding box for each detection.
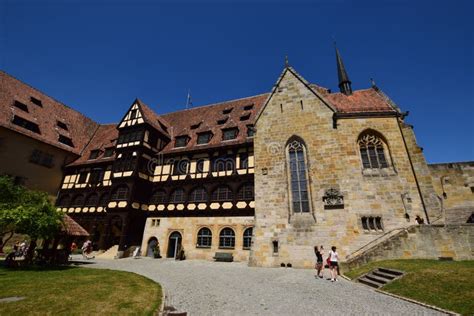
[0,265,162,315]
[345,259,474,315]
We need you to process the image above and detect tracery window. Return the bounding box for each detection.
[287,139,310,213]
[197,227,212,248]
[189,187,208,203]
[243,227,253,249]
[169,188,185,203]
[358,133,389,169]
[150,190,167,204]
[219,227,235,249]
[211,186,233,201]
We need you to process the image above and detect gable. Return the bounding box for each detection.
[255,67,336,127]
[118,102,145,129]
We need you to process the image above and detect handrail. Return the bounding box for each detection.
[345,225,417,261]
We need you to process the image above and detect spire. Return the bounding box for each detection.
[334,43,352,95]
[285,55,289,68]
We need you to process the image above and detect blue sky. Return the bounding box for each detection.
[1,0,472,163]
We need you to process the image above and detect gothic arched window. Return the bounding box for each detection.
[287,138,310,213]
[358,132,389,169]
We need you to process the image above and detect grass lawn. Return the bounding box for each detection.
[345,259,474,315]
[0,265,162,315]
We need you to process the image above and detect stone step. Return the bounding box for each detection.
[365,274,388,284]
[378,268,404,276]
[358,277,382,288]
[372,270,397,280]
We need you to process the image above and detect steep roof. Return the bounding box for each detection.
[325,88,397,113]
[0,71,99,155]
[68,124,119,166]
[135,99,170,137]
[160,93,269,153]
[61,214,89,236]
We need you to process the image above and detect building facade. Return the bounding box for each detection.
[1,49,472,265]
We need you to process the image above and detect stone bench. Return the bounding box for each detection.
[213,252,233,262]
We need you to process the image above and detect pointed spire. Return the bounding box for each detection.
[334,42,352,95]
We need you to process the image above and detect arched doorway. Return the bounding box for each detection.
[147,237,158,258]
[167,231,182,258]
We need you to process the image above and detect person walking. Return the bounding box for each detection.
[314,246,324,278]
[328,246,339,282]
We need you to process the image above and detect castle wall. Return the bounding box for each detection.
[429,162,474,224]
[250,69,436,268]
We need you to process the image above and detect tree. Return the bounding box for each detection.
[0,176,62,260]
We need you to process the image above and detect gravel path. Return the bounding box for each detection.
[77,257,444,316]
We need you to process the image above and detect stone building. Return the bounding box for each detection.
[1,48,472,264]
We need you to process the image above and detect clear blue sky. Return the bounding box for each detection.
[1,0,472,163]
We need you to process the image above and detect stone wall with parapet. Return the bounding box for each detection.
[429,162,474,224]
[345,224,474,270]
[250,67,437,268]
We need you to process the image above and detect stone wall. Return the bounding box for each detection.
[250,67,439,268]
[345,224,474,270]
[141,216,254,262]
[429,162,474,224]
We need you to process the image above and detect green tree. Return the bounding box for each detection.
[0,176,62,260]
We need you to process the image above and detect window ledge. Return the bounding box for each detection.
[362,167,397,177]
[196,246,211,249]
[218,247,235,250]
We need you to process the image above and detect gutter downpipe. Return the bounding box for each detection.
[396,117,430,224]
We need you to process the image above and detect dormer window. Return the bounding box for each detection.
[175,135,189,148]
[89,150,100,160]
[197,132,212,145]
[247,125,255,137]
[104,148,114,157]
[222,108,233,114]
[12,115,40,134]
[222,127,238,141]
[240,114,250,121]
[13,101,29,112]
[217,118,228,125]
[191,122,202,129]
[57,121,68,131]
[58,135,74,147]
[30,97,43,107]
[243,104,254,111]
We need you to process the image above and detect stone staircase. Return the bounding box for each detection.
[357,268,404,288]
[96,245,119,259]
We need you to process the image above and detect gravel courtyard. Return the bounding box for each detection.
[80,257,443,315]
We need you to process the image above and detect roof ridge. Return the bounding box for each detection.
[160,92,269,117]
[0,70,98,125]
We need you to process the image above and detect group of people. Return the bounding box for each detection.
[314,245,340,282]
[13,240,28,257]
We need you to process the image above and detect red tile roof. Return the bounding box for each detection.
[61,214,89,236]
[0,71,99,155]
[159,93,269,154]
[325,88,396,113]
